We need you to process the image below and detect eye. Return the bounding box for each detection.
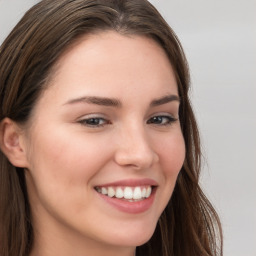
[147,115,177,126]
[78,117,110,127]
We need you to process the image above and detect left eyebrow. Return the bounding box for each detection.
[150,94,180,107]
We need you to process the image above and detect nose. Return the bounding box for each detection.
[114,125,159,170]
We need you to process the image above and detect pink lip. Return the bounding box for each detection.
[96,188,156,214]
[95,178,158,188]
[94,178,158,214]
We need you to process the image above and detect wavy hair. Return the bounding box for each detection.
[0,0,222,255]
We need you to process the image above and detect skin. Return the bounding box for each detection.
[4,32,186,256]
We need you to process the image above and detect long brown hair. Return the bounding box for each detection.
[0,0,223,255]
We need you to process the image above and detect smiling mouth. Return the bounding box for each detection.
[94,185,153,201]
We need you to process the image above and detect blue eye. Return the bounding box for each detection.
[147,115,177,126]
[78,117,109,127]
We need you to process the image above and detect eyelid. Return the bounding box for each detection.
[76,113,106,120]
[148,111,178,120]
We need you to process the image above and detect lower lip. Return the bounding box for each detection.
[96,188,156,214]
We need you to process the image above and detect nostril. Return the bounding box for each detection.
[114,130,159,168]
[114,149,158,169]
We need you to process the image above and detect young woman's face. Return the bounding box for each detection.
[23,32,185,254]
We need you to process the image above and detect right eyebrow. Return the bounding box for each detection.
[63,96,122,108]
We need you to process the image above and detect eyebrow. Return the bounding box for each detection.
[150,94,180,107]
[64,96,122,107]
[64,94,180,107]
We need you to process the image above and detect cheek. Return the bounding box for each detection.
[29,129,107,176]
[155,130,185,209]
[147,131,185,222]
[25,128,112,207]
[25,129,114,227]
[158,132,186,177]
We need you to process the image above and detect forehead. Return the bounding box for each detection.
[37,31,178,110]
[51,31,176,88]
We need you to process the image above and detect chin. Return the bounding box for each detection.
[107,223,157,247]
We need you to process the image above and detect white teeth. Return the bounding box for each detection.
[115,187,124,198]
[123,187,133,199]
[101,187,108,195]
[141,187,147,197]
[96,185,153,200]
[145,187,152,198]
[133,186,142,200]
[107,187,115,197]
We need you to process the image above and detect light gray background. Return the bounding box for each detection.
[0,0,255,255]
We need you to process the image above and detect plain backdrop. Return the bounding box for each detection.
[0,0,255,255]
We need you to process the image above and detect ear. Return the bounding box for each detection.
[0,118,29,168]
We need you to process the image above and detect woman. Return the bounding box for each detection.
[0,0,223,255]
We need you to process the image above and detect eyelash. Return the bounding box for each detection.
[146,115,178,126]
[78,117,110,127]
[78,115,177,128]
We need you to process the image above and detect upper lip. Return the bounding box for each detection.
[95,178,158,187]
